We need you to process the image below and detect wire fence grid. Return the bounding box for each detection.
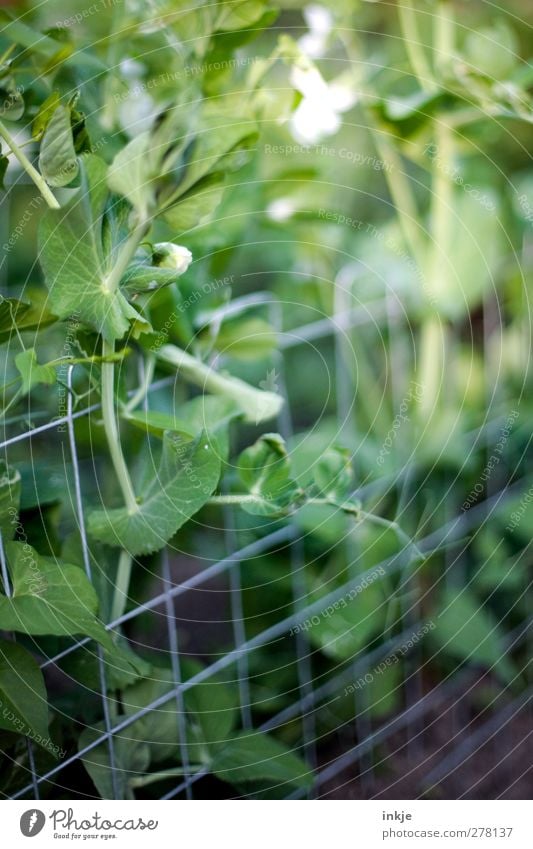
[0,180,530,801]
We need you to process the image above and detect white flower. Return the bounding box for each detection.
[266,198,297,222]
[298,4,333,59]
[289,64,357,144]
[154,243,193,275]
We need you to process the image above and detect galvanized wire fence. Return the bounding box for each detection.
[0,180,531,800]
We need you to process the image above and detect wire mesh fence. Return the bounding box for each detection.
[1,176,531,802]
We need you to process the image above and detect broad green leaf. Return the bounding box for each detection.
[38,104,78,187]
[88,430,221,555]
[0,541,115,652]
[162,172,226,231]
[79,722,150,800]
[0,460,20,539]
[158,95,258,217]
[122,668,182,764]
[39,156,150,342]
[0,79,24,121]
[0,15,104,72]
[429,588,516,684]
[14,348,56,395]
[237,433,300,516]
[61,638,152,694]
[0,640,51,750]
[307,581,387,661]
[126,396,240,458]
[215,0,270,32]
[0,295,57,345]
[212,731,313,790]
[465,22,519,80]
[313,446,353,501]
[107,132,158,221]
[183,661,239,754]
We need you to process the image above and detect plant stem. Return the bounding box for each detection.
[102,219,149,294]
[111,548,133,622]
[101,339,138,514]
[397,0,436,92]
[99,218,150,514]
[207,494,268,506]
[0,118,60,209]
[129,766,204,789]
[418,4,456,415]
[371,131,426,266]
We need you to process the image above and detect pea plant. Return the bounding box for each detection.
[0,0,424,800]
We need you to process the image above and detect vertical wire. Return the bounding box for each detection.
[138,354,193,798]
[223,495,252,729]
[66,365,118,800]
[161,551,193,799]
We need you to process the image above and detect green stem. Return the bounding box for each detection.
[99,218,150,514]
[102,219,149,294]
[129,766,204,789]
[111,548,133,622]
[0,118,60,209]
[397,0,437,92]
[418,4,456,414]
[371,131,426,266]
[156,344,283,424]
[101,339,138,514]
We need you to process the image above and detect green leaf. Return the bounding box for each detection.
[79,722,150,800]
[162,171,226,231]
[38,104,78,187]
[107,132,159,221]
[122,668,182,764]
[0,15,104,72]
[160,96,258,214]
[465,22,519,80]
[237,433,300,516]
[119,246,184,296]
[126,396,241,459]
[313,446,354,501]
[183,664,239,755]
[306,581,387,661]
[0,541,115,652]
[39,155,150,342]
[429,588,517,684]
[0,640,51,751]
[14,348,56,395]
[88,430,221,555]
[0,78,24,121]
[0,295,57,345]
[32,91,61,140]
[0,153,8,190]
[0,460,20,539]
[212,731,313,790]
